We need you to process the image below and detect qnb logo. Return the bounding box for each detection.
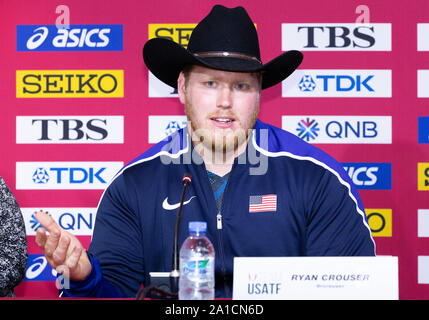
[32,168,50,184]
[16,25,123,51]
[282,116,392,144]
[326,120,378,139]
[22,208,96,236]
[296,118,320,141]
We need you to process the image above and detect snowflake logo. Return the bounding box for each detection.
[29,210,49,232]
[296,118,320,142]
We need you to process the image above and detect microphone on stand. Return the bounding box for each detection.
[136,173,192,300]
[171,173,192,279]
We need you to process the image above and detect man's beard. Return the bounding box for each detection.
[185,100,259,156]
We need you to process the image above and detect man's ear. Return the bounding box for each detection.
[177,72,186,104]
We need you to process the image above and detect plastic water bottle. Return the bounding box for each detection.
[179,221,215,300]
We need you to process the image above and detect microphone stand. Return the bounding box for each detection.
[136,173,192,300]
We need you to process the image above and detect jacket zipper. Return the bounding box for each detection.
[216,210,228,294]
[216,211,225,271]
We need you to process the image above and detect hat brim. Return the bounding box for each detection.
[143,38,303,90]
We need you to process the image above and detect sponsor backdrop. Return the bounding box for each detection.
[1,0,428,299]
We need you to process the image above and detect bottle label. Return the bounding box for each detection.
[182,259,210,277]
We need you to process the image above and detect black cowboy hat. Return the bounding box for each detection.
[143,5,303,90]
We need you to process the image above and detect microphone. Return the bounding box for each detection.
[136,172,192,300]
[171,173,192,286]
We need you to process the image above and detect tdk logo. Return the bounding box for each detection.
[16,161,123,190]
[298,74,373,92]
[342,163,392,190]
[282,116,392,144]
[282,23,391,51]
[283,70,391,97]
[32,167,106,184]
[16,25,123,51]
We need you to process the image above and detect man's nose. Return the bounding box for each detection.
[216,87,233,109]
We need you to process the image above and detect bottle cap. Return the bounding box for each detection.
[189,221,207,234]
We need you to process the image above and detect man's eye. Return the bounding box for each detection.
[235,83,249,90]
[205,81,217,88]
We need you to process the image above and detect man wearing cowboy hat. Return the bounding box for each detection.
[35,5,375,298]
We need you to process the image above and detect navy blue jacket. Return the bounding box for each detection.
[62,119,375,298]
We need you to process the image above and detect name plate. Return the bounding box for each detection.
[233,256,398,300]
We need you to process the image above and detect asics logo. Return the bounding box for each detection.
[162,196,196,211]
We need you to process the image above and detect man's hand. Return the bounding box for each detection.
[35,211,92,281]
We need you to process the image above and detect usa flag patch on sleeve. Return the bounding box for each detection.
[249,194,277,213]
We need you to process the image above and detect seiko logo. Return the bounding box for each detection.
[148,24,196,49]
[16,116,124,144]
[365,209,392,237]
[16,24,123,51]
[282,23,391,51]
[418,163,429,191]
[16,70,124,98]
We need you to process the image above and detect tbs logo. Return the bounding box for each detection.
[16,161,123,190]
[16,116,124,144]
[342,163,392,190]
[16,25,123,51]
[281,23,391,51]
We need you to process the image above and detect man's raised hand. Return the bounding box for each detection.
[35,210,92,281]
